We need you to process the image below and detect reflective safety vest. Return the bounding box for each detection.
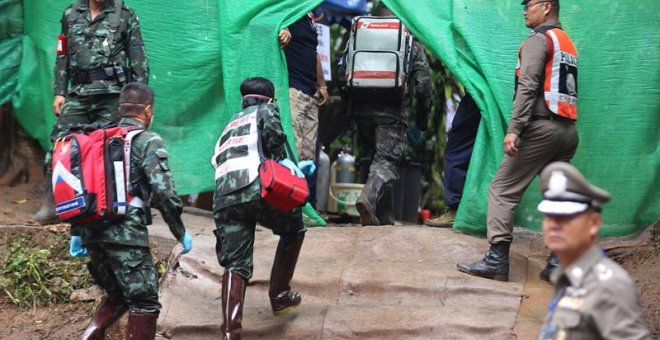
[515,26,578,120]
[211,106,261,195]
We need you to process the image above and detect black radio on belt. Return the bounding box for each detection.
[113,65,126,84]
[71,66,130,85]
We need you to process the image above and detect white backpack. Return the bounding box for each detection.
[344,16,413,101]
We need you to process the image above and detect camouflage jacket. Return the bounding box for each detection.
[339,40,434,127]
[213,103,287,211]
[79,118,186,247]
[405,41,434,129]
[54,0,148,96]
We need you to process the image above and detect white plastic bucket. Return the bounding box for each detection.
[326,183,364,217]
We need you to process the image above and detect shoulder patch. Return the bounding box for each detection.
[595,263,614,281]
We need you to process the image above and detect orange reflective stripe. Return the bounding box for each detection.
[514,28,579,121]
[543,28,578,120]
[353,71,397,79]
[557,102,577,120]
[553,29,577,55]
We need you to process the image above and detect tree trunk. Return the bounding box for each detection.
[0,104,44,187]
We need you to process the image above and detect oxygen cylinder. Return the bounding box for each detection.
[315,146,330,212]
[335,146,356,184]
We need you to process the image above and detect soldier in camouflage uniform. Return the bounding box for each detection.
[339,6,434,226]
[211,77,308,340]
[70,83,192,340]
[34,0,149,223]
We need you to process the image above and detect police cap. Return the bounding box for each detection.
[537,162,611,215]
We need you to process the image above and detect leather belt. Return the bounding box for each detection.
[531,115,575,124]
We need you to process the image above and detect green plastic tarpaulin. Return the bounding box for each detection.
[4,0,659,236]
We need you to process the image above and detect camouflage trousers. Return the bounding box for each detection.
[213,199,306,280]
[289,88,319,161]
[45,93,120,173]
[354,113,406,211]
[50,93,120,142]
[86,243,161,313]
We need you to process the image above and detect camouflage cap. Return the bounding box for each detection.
[537,162,611,215]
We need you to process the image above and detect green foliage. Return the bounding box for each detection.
[0,233,90,309]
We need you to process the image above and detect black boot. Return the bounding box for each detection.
[539,253,560,282]
[81,295,128,340]
[269,234,305,316]
[125,310,159,340]
[375,185,395,225]
[221,271,247,340]
[356,176,385,226]
[456,242,510,281]
[33,177,58,224]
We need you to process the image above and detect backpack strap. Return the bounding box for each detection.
[115,128,144,215]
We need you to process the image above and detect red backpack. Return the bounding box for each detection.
[51,125,144,224]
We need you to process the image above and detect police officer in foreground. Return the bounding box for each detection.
[34,0,149,223]
[211,77,313,339]
[537,162,651,340]
[71,83,192,340]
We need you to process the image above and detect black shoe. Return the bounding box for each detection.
[539,253,559,282]
[456,242,511,281]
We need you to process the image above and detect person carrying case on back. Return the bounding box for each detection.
[210,77,315,340]
[64,82,192,340]
[338,4,434,226]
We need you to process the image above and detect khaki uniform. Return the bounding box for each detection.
[540,246,651,340]
[487,22,579,244]
[289,88,319,161]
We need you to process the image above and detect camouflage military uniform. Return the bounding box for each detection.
[51,0,148,143]
[78,117,185,312]
[346,41,434,224]
[212,103,305,279]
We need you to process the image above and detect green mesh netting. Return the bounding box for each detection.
[0,0,22,104]
[4,0,659,236]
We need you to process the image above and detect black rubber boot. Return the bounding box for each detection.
[456,242,511,281]
[375,185,395,225]
[126,310,159,340]
[32,177,58,224]
[356,176,385,226]
[269,234,305,316]
[539,252,560,282]
[221,271,247,340]
[81,295,128,340]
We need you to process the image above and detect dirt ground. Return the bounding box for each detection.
[0,179,177,340]
[0,178,657,338]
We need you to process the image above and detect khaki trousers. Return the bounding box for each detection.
[487,119,579,244]
[289,88,319,161]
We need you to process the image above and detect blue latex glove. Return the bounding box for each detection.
[298,160,316,176]
[278,159,305,178]
[69,236,89,257]
[407,122,422,143]
[179,232,193,255]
